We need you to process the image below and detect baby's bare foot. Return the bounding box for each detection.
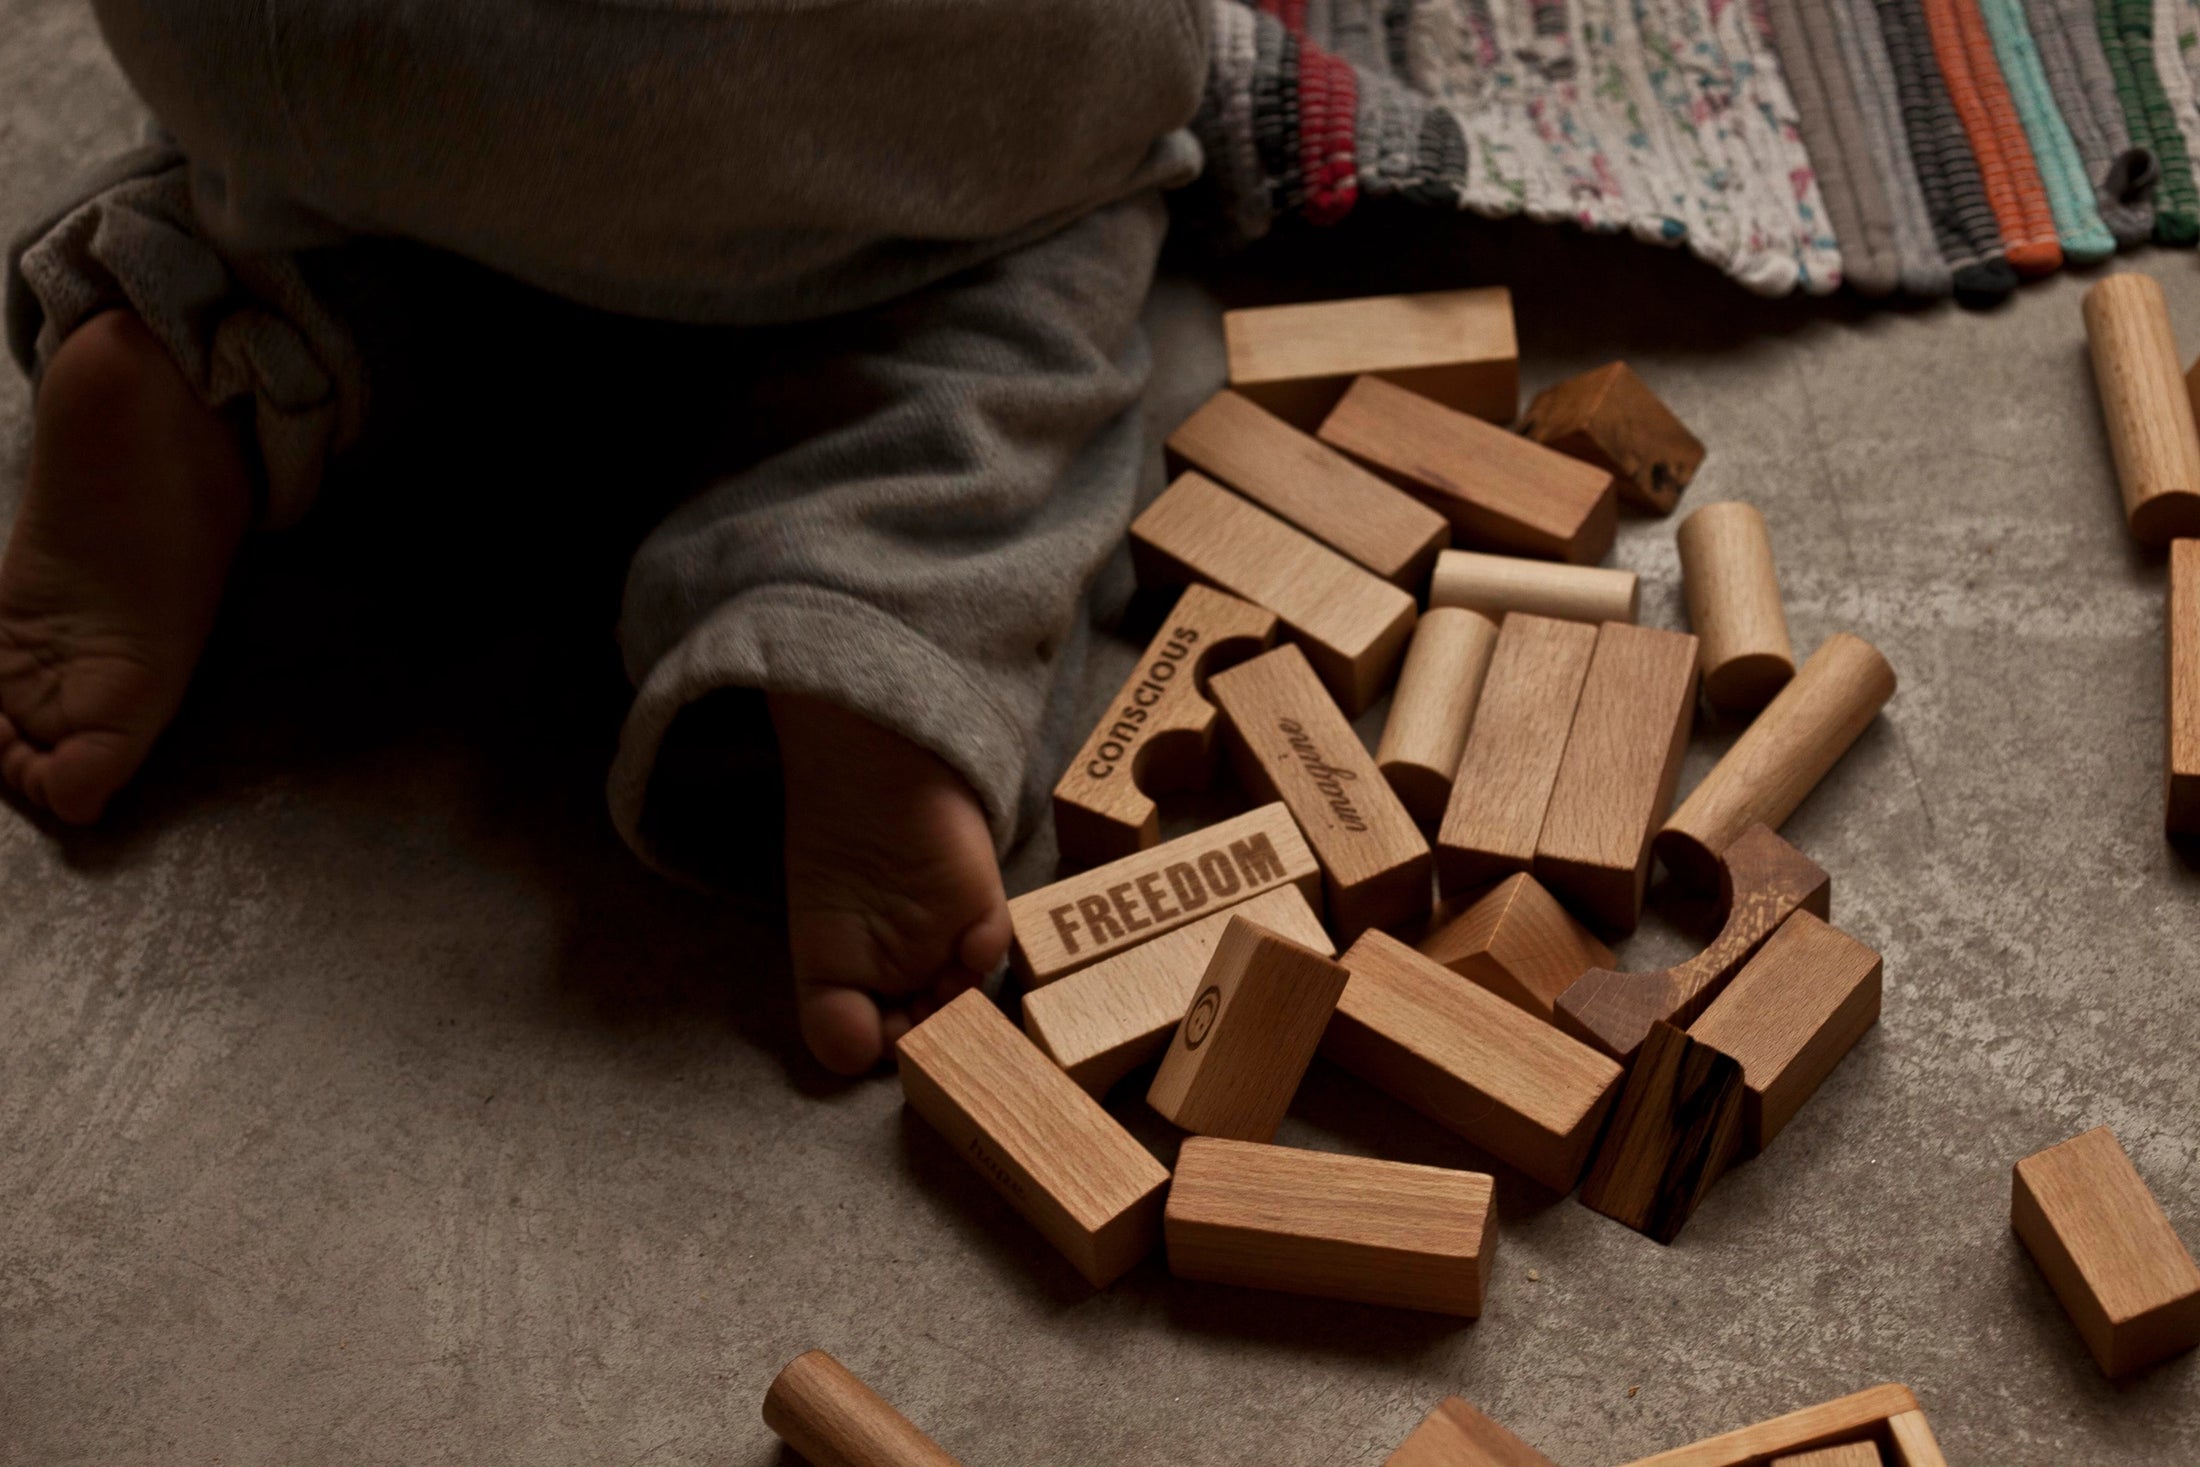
[771,693,1011,1075]
[0,311,251,823]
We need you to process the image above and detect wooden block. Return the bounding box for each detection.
[1556,824,1831,1063]
[1520,361,1706,514]
[1534,622,1701,932]
[1145,915,1351,1142]
[1430,549,1639,625]
[1211,645,1432,940]
[1376,607,1500,824]
[1324,930,1624,1191]
[1008,802,1321,988]
[1619,1385,1921,1467]
[1164,1138,1496,1315]
[1164,389,1449,588]
[2011,1125,2200,1377]
[1319,376,1618,565]
[1436,614,1599,896]
[2171,539,2200,835]
[1131,472,1417,714]
[1677,502,1796,717]
[895,991,1169,1287]
[1657,633,1896,891]
[1577,1020,1745,1244]
[762,1350,963,1467]
[1222,287,1519,430]
[1024,885,1332,1097]
[1417,872,1614,1022]
[1769,1447,1881,1467]
[1384,1397,1564,1467]
[2086,273,2200,545]
[1053,585,1279,868]
[1688,910,1882,1154]
[1882,1411,1948,1467]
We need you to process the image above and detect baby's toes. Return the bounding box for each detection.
[796,980,889,1077]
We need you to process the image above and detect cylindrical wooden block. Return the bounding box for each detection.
[1376,607,1500,823]
[2084,273,2200,545]
[763,1350,963,1467]
[1676,502,1795,716]
[1656,632,1896,889]
[1427,549,1639,625]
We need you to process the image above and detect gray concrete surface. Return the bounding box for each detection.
[4,4,2197,1463]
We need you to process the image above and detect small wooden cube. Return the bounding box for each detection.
[1417,873,1614,1022]
[1521,361,1706,514]
[1383,1397,1562,1466]
[1223,287,1518,430]
[1577,1021,1745,1246]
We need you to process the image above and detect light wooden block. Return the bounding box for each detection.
[1008,801,1320,988]
[1319,376,1618,565]
[1677,503,1795,717]
[1377,607,1500,824]
[1770,1446,1880,1467]
[1223,287,1519,430]
[1577,1020,1745,1245]
[2086,273,2200,544]
[1165,1138,1496,1315]
[1417,872,1613,1022]
[1053,585,1279,868]
[1323,930,1624,1191]
[1436,614,1599,896]
[1131,472,1418,714]
[1619,1384,1921,1467]
[1146,915,1351,1142]
[896,991,1169,1287]
[1211,645,1432,940]
[1384,1398,1563,1467]
[1024,885,1332,1097]
[2171,539,2200,835]
[1883,1411,1948,1467]
[1534,621,1701,933]
[1430,549,1640,625]
[1520,361,1707,514]
[2012,1125,2200,1377]
[1164,389,1449,588]
[762,1350,963,1467]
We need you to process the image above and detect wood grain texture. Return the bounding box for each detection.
[1052,585,1279,868]
[1677,502,1795,716]
[1377,607,1500,824]
[1131,472,1417,714]
[1318,376,1618,564]
[1323,930,1623,1191]
[2087,273,2200,544]
[1520,361,1705,514]
[1383,1397,1564,1466]
[1769,1446,1880,1467]
[1008,802,1321,988]
[1024,886,1332,1097]
[1619,1386,1922,1467]
[1165,1138,1496,1315]
[1577,1020,1744,1244]
[2171,539,2200,834]
[895,991,1169,1288]
[1418,872,1614,1022]
[1164,389,1449,587]
[762,1350,963,1467]
[1534,622,1700,932]
[1430,549,1640,625]
[1212,645,1433,940]
[1436,614,1599,896]
[1145,915,1351,1142]
[1883,1411,1948,1467]
[1223,287,1518,430]
[1556,824,1831,1063]
[2012,1126,2200,1377]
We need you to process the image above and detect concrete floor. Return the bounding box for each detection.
[5,5,2199,1463]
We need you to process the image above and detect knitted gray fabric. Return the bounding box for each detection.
[1832,0,1958,292]
[1877,0,2023,300]
[2024,0,2156,244]
[1766,0,1901,293]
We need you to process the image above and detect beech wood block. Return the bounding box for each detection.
[1324,930,1623,1191]
[1383,1397,1562,1467]
[1437,614,1599,896]
[1577,1020,1744,1244]
[1164,389,1449,588]
[1657,633,1896,891]
[1534,622,1700,932]
[2011,1126,2200,1377]
[1688,910,1882,1155]
[1165,1137,1496,1315]
[1418,872,1614,1022]
[1377,607,1500,824]
[1222,286,1519,430]
[1146,915,1351,1141]
[1677,503,1795,717]
[1520,361,1706,514]
[762,1350,962,1467]
[2086,273,2200,544]
[1883,1411,1949,1467]
[1053,585,1279,867]
[1619,1385,1923,1467]
[896,991,1169,1287]
[1131,472,1417,714]
[1212,645,1432,940]
[1555,824,1831,1063]
[1430,549,1640,625]
[1008,801,1320,987]
[1024,886,1332,1097]
[1319,376,1618,565]
[1769,1446,1881,1467]
[2171,540,2200,835]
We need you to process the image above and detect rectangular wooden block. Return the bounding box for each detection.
[1008,802,1320,988]
[1437,615,1599,896]
[1418,872,1613,1022]
[1131,472,1418,714]
[1534,621,1700,933]
[2011,1125,2200,1377]
[1165,389,1449,588]
[1384,1397,1563,1467]
[1211,645,1432,940]
[896,991,1169,1288]
[1024,885,1332,1097]
[1318,375,1617,565]
[1770,1446,1880,1467]
[1166,1138,1496,1315]
[2171,538,2200,834]
[1619,1384,1921,1467]
[1577,1020,1744,1245]
[1323,930,1624,1191]
[1222,286,1518,430]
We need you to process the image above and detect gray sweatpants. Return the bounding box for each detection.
[5,0,1209,876]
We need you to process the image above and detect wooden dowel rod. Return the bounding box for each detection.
[2085,273,2200,545]
[763,1350,963,1467]
[1428,549,1638,625]
[1677,502,1795,716]
[1376,607,1499,823]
